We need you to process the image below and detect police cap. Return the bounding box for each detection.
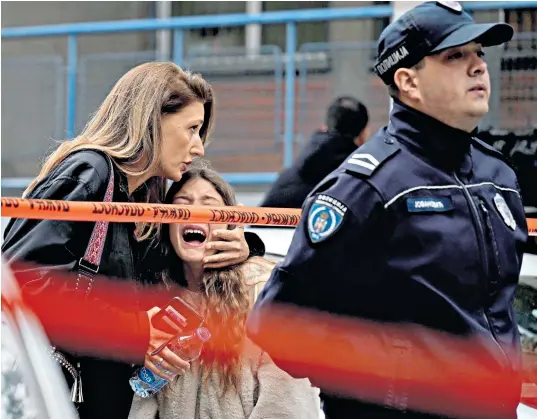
[374,1,514,85]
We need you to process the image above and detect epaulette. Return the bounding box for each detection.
[342,135,401,178]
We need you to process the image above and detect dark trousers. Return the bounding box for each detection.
[64,358,135,419]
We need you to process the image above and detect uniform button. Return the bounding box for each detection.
[384,138,395,145]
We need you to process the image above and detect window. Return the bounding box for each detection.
[501,8,536,102]
[172,2,247,52]
[261,1,329,50]
[505,8,537,34]
[503,8,537,58]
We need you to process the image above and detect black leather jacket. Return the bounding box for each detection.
[2,149,150,419]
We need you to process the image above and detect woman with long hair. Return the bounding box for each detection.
[2,62,253,419]
[129,160,321,419]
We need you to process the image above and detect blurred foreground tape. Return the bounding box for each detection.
[1,197,302,226]
[8,264,528,419]
[4,261,535,418]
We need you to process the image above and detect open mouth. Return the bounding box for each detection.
[182,228,207,246]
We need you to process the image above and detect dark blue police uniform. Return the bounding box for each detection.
[247,2,528,418]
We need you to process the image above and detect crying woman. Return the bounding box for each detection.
[129,160,320,419]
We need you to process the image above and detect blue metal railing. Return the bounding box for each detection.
[2,1,536,189]
[1,5,394,149]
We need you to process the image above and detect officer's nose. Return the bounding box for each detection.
[469,53,487,77]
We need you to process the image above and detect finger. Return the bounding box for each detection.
[204,259,240,269]
[204,251,239,265]
[206,240,241,252]
[160,346,191,371]
[149,334,176,357]
[152,354,182,376]
[148,327,176,348]
[151,325,177,340]
[147,306,161,317]
[204,261,237,269]
[145,358,175,380]
[209,229,240,242]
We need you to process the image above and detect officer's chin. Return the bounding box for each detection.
[467,102,489,118]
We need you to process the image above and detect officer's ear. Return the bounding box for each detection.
[393,67,421,102]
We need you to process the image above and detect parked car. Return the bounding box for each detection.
[1,259,78,419]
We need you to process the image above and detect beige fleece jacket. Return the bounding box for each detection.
[128,339,321,419]
[129,258,321,418]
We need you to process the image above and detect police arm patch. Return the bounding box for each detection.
[493,193,517,230]
[307,194,348,244]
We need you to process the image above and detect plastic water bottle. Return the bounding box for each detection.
[129,327,211,397]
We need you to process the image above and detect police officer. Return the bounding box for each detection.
[247,2,528,418]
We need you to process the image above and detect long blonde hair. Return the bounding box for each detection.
[161,161,274,396]
[25,62,215,241]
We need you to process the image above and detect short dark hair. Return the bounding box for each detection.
[326,96,368,137]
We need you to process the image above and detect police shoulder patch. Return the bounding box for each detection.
[342,136,400,178]
[307,194,348,244]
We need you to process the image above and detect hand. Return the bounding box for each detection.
[145,307,190,380]
[204,205,250,269]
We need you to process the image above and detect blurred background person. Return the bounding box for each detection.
[261,96,369,209]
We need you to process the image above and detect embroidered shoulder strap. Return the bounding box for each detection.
[342,135,400,178]
[50,155,115,404]
[75,157,115,296]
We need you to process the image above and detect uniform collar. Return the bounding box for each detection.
[387,99,474,176]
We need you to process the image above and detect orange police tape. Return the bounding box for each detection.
[2,197,537,235]
[5,264,524,419]
[1,197,301,226]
